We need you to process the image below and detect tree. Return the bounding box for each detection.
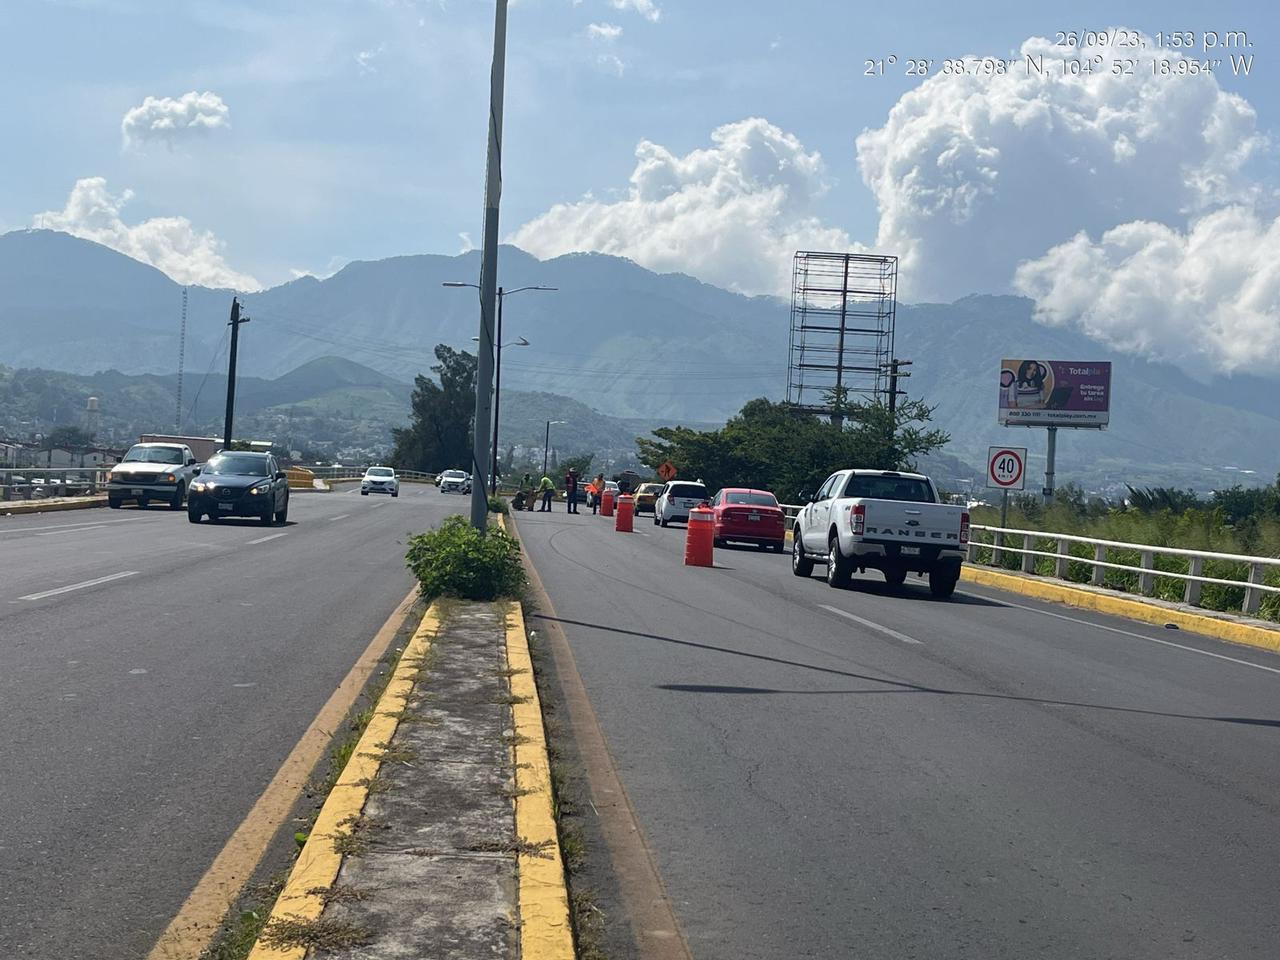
[637,397,949,499]
[390,345,477,472]
[561,453,593,478]
[46,425,95,450]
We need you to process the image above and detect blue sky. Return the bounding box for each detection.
[2,0,1278,374]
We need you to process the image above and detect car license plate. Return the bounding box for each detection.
[131,488,144,496]
[218,503,234,511]
[749,512,761,521]
[901,546,920,556]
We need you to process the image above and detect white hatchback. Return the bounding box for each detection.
[361,466,400,497]
[653,480,710,527]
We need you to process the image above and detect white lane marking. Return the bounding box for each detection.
[962,591,1280,677]
[35,525,108,537]
[247,533,288,545]
[820,604,923,644]
[0,518,140,535]
[20,570,139,601]
[129,668,148,675]
[329,514,350,522]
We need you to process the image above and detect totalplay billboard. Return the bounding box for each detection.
[998,359,1111,428]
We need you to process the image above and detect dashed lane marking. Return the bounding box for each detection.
[246,533,288,545]
[820,604,923,644]
[19,570,140,601]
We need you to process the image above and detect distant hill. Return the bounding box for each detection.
[2,229,1278,490]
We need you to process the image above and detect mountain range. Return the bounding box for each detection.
[2,229,1277,492]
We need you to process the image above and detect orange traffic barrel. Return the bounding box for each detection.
[601,490,615,517]
[684,505,715,567]
[615,494,634,532]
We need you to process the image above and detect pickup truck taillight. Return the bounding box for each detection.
[850,503,865,536]
[960,511,970,545]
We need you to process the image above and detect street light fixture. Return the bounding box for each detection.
[444,282,556,494]
[543,420,566,476]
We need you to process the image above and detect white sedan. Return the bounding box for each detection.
[361,466,400,497]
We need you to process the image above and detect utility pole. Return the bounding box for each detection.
[882,358,911,466]
[175,287,187,433]
[469,0,509,530]
[491,287,504,496]
[223,298,250,450]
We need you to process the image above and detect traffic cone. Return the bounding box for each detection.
[684,506,715,567]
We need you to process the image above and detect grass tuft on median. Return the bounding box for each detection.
[406,515,526,601]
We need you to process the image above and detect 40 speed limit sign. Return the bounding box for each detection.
[987,446,1027,490]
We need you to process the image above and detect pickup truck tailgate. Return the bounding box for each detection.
[856,500,966,547]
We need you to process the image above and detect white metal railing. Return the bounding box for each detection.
[968,524,1280,616]
[0,467,112,501]
[307,467,438,484]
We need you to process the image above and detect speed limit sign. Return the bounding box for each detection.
[987,446,1027,490]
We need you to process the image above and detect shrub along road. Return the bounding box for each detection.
[514,509,1280,960]
[0,485,460,960]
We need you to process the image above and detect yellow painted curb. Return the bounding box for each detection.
[1,496,107,515]
[962,565,1280,655]
[505,599,576,960]
[246,603,442,960]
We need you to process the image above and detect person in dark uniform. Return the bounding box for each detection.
[565,469,580,514]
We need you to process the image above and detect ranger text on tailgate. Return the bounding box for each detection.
[791,469,968,598]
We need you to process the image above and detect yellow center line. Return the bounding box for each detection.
[146,583,421,960]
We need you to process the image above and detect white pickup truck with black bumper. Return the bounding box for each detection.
[107,442,202,510]
[791,469,969,598]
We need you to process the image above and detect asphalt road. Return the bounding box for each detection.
[515,509,1280,960]
[0,485,460,959]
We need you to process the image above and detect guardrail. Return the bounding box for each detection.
[307,468,439,484]
[967,524,1280,616]
[0,467,112,501]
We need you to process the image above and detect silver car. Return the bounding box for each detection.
[361,466,400,497]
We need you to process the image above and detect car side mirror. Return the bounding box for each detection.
[192,466,202,475]
[276,471,287,481]
[799,491,813,503]
[187,458,197,466]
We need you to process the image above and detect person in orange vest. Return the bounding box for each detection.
[590,472,605,514]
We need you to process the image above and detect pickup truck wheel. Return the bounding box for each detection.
[929,567,959,599]
[791,530,814,577]
[826,536,853,587]
[169,483,185,510]
[883,567,908,589]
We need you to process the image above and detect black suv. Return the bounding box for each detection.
[187,452,290,525]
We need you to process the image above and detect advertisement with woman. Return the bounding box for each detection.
[998,359,1111,427]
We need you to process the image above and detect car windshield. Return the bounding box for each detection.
[443,471,465,479]
[669,484,708,499]
[203,455,270,477]
[843,475,934,503]
[638,485,661,495]
[725,492,778,507]
[367,468,394,477]
[122,446,183,465]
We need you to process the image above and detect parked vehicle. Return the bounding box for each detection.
[439,469,469,493]
[187,452,290,525]
[711,488,786,551]
[361,466,400,497]
[108,442,201,510]
[653,480,710,527]
[791,469,968,598]
[632,482,663,515]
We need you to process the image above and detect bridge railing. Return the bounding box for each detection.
[0,467,112,501]
[967,524,1280,617]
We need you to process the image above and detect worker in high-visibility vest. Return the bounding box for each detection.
[537,475,556,512]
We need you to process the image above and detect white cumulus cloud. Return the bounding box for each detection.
[33,177,261,290]
[1014,207,1280,375]
[121,91,230,150]
[510,118,854,296]
[610,0,659,23]
[856,35,1266,303]
[587,22,622,41]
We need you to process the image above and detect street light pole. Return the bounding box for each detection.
[543,420,565,476]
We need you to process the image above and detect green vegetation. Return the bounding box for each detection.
[389,346,477,472]
[405,516,526,601]
[636,396,949,499]
[970,478,1280,623]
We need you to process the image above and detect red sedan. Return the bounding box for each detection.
[710,488,787,552]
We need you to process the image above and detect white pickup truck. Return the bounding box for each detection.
[791,469,969,598]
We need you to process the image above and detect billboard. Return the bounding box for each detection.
[998,359,1111,428]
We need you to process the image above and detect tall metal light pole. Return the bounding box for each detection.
[469,0,509,530]
[543,420,565,476]
[446,282,554,493]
